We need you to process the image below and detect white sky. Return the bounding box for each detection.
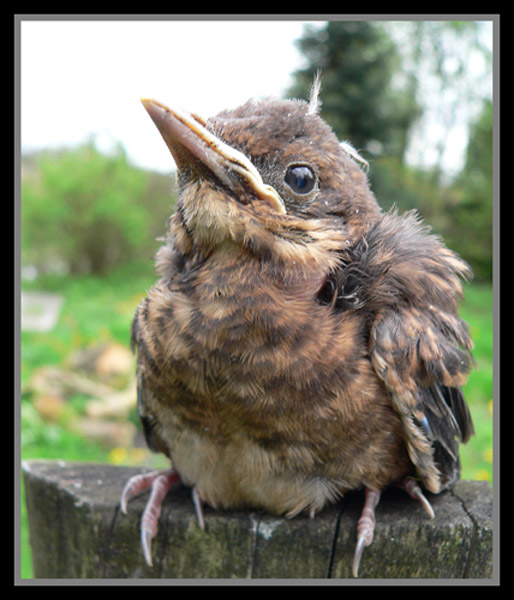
[20,19,319,172]
[19,18,494,176]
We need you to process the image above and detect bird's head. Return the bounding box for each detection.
[142,86,381,276]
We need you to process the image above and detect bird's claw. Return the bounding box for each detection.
[192,486,206,531]
[352,488,381,577]
[141,528,154,567]
[398,477,435,519]
[352,535,368,578]
[351,479,435,577]
[120,468,180,566]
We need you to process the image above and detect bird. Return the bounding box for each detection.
[120,81,474,577]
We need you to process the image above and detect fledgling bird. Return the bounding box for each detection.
[120,82,474,577]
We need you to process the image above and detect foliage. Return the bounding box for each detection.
[446,101,494,282]
[21,141,175,276]
[287,21,421,159]
[388,21,492,180]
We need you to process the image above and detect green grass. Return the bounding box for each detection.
[458,283,494,483]
[19,259,157,578]
[18,261,494,579]
[20,259,156,383]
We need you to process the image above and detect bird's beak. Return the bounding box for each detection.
[141,98,286,215]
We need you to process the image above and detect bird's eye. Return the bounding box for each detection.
[284,165,316,195]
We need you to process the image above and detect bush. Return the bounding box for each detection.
[22,141,175,276]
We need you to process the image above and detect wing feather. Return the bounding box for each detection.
[342,209,474,492]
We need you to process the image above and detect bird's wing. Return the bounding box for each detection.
[370,305,474,492]
[346,210,475,493]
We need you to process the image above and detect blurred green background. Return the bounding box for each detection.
[19,21,494,578]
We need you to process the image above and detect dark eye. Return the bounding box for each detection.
[284,165,316,195]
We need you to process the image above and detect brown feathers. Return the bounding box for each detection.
[123,93,474,570]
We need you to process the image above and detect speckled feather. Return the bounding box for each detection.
[130,94,473,521]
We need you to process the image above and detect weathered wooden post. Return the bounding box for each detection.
[22,459,493,580]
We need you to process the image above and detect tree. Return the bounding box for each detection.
[287,21,421,160]
[389,21,493,184]
[447,100,493,282]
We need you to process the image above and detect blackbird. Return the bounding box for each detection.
[120,82,474,577]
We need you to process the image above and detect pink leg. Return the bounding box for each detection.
[352,488,381,578]
[398,477,435,519]
[120,469,180,566]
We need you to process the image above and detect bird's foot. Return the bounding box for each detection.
[120,468,180,566]
[397,476,435,519]
[351,479,435,577]
[352,487,381,578]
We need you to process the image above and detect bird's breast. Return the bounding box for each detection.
[157,254,357,392]
[136,250,411,511]
[143,254,380,442]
